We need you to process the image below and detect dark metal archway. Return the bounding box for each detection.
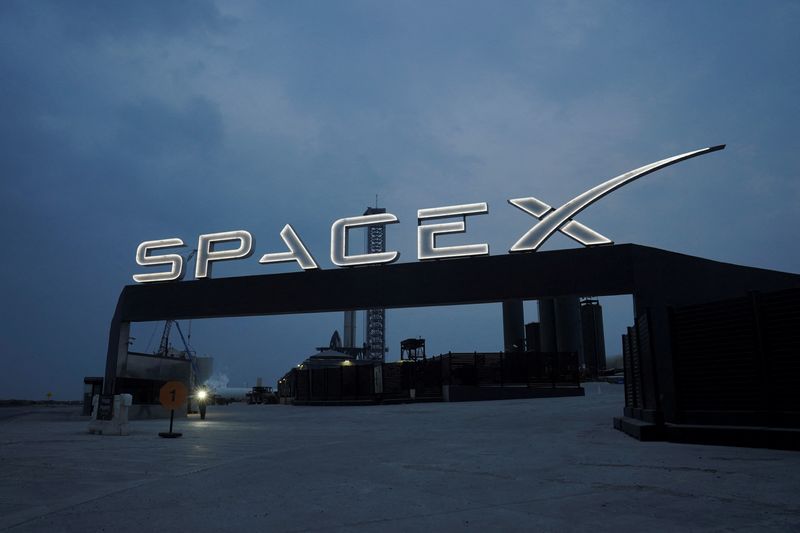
[104,243,800,425]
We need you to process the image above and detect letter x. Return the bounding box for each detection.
[508,145,725,252]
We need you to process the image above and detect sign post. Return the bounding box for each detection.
[158,381,188,438]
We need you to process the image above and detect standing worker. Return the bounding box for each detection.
[196,388,208,420]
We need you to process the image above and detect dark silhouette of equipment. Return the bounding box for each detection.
[400,338,426,361]
[247,378,277,404]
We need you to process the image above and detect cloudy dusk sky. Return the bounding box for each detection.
[1,1,798,399]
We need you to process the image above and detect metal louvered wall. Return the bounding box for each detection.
[669,288,800,428]
[622,317,648,411]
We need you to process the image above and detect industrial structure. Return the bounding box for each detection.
[618,286,800,448]
[363,206,388,361]
[341,205,389,361]
[97,144,800,448]
[400,338,426,361]
[580,298,607,377]
[102,244,800,448]
[278,348,582,405]
[105,320,212,418]
[523,297,608,378]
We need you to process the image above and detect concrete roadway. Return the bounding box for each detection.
[1,384,799,532]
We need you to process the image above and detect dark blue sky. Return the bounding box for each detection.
[2,1,798,399]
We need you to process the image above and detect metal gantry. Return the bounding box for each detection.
[364,206,387,361]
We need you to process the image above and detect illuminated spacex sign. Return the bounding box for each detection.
[133,145,724,283]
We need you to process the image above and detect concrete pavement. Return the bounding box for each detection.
[1,384,799,532]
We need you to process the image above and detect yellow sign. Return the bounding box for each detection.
[159,381,188,410]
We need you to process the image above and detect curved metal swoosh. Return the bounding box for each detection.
[509,144,726,252]
[508,197,613,246]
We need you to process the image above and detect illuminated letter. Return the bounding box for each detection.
[132,238,186,283]
[259,224,319,270]
[417,203,489,260]
[195,230,254,279]
[507,197,612,247]
[330,213,399,267]
[509,145,725,252]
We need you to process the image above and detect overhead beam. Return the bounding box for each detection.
[103,244,800,395]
